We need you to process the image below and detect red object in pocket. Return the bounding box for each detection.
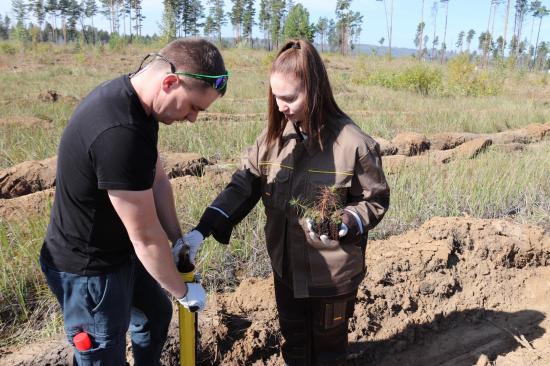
[73,332,92,351]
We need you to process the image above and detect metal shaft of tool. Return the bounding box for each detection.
[178,247,198,366]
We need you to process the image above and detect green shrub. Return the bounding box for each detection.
[0,43,17,55]
[447,54,503,96]
[399,65,443,96]
[356,64,443,96]
[108,34,128,52]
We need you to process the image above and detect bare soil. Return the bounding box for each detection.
[1,216,549,366]
[0,153,209,200]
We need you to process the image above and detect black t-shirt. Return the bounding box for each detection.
[40,75,159,275]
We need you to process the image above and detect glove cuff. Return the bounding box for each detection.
[342,209,363,236]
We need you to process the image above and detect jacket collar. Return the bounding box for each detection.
[281,120,319,156]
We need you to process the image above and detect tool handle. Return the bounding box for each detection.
[176,245,195,274]
[189,305,199,313]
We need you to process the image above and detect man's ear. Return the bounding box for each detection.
[161,74,180,92]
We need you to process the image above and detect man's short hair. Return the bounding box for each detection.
[157,38,227,96]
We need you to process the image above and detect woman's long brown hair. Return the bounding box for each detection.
[267,39,348,151]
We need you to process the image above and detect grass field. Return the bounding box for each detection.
[0,42,549,347]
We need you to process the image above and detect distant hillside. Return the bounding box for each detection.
[355,44,417,57]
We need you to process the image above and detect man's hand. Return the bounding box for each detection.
[172,230,204,264]
[305,218,349,245]
[177,283,207,312]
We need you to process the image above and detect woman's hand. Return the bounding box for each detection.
[305,217,350,245]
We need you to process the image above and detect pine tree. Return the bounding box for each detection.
[439,0,449,64]
[84,0,98,43]
[230,0,244,43]
[181,0,204,36]
[316,17,328,52]
[336,0,362,55]
[283,3,313,42]
[258,0,270,49]
[241,0,255,45]
[376,0,393,58]
[203,14,215,37]
[0,14,9,40]
[206,0,225,45]
[532,3,549,66]
[66,0,81,41]
[58,0,71,43]
[419,0,425,57]
[431,1,438,59]
[503,0,512,56]
[327,18,337,51]
[456,30,464,52]
[161,0,177,41]
[513,0,528,52]
[414,22,425,55]
[270,0,286,50]
[45,0,58,41]
[32,0,46,39]
[466,28,475,52]
[131,0,144,37]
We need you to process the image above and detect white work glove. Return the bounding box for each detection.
[306,218,348,245]
[177,283,206,312]
[172,230,204,264]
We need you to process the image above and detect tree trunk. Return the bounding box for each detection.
[432,14,437,60]
[440,1,448,64]
[62,17,67,44]
[389,0,393,59]
[128,6,132,40]
[503,0,511,57]
[483,2,493,68]
[91,16,95,44]
[419,0,425,59]
[534,16,543,69]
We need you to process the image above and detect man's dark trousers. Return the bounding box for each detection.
[40,255,172,365]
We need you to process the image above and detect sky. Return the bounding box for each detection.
[1,0,549,50]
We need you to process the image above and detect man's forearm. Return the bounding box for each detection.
[153,177,182,243]
[132,229,187,299]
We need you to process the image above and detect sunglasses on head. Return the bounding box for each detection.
[133,53,229,91]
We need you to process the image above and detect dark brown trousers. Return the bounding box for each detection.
[274,275,357,366]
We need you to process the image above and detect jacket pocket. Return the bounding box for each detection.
[301,219,364,288]
[261,164,291,210]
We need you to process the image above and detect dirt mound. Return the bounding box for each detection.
[373,136,398,156]
[379,122,550,157]
[391,132,431,156]
[161,153,210,178]
[37,90,79,104]
[4,217,549,366]
[0,188,54,220]
[0,153,210,200]
[0,157,57,199]
[0,116,53,129]
[490,123,550,145]
[429,132,479,150]
[382,137,493,175]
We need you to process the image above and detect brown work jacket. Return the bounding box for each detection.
[208,117,389,298]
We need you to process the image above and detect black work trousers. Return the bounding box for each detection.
[274,275,357,366]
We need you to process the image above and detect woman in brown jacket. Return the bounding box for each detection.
[176,39,390,365]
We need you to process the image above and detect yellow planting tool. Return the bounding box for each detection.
[177,247,199,366]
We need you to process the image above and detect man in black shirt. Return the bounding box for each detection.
[40,38,229,365]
